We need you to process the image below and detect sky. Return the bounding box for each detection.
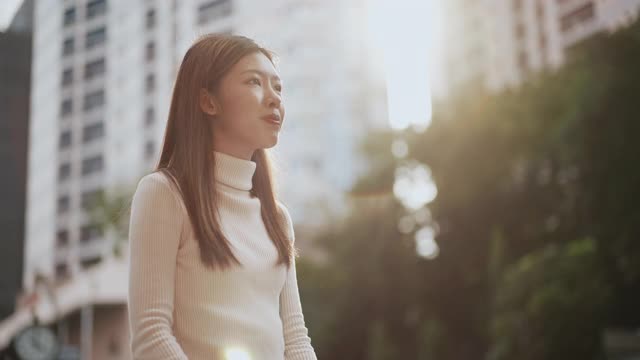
[0,0,23,31]
[367,0,445,131]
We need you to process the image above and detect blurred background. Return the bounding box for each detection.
[1,0,640,359]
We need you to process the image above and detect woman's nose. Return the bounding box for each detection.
[266,89,281,108]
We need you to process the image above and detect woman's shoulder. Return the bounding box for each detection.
[133,171,186,211]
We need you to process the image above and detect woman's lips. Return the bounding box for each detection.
[262,115,281,125]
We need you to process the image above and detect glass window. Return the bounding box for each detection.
[57,195,70,213]
[197,0,232,24]
[82,155,104,175]
[145,41,155,62]
[83,122,105,143]
[86,27,106,50]
[59,163,71,181]
[85,58,106,80]
[87,0,107,19]
[81,188,104,211]
[145,107,155,127]
[63,7,76,26]
[62,68,73,87]
[63,37,74,56]
[59,130,72,149]
[146,8,156,29]
[83,89,105,111]
[61,98,73,116]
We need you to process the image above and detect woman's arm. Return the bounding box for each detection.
[278,204,318,360]
[127,173,189,359]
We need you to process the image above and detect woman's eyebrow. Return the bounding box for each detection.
[240,69,281,82]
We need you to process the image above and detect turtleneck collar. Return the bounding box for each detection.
[213,150,257,191]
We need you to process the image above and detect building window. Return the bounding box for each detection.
[81,189,104,211]
[145,73,155,93]
[560,3,595,32]
[85,58,106,80]
[56,229,69,247]
[62,68,73,87]
[80,255,102,268]
[515,22,525,40]
[63,7,76,26]
[82,155,104,175]
[145,41,155,62]
[63,37,74,56]
[518,51,528,73]
[57,195,70,213]
[145,140,155,158]
[59,130,72,149]
[146,8,156,29]
[145,107,155,127]
[61,98,73,116]
[197,0,232,24]
[80,224,103,243]
[83,122,104,143]
[86,27,106,50]
[84,89,105,111]
[59,163,71,181]
[55,262,70,278]
[87,0,107,19]
[513,0,522,11]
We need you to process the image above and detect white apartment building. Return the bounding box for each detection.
[439,0,640,95]
[8,0,387,355]
[24,0,387,293]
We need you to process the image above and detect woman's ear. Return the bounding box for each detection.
[199,88,218,116]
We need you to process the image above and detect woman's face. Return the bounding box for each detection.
[206,51,285,160]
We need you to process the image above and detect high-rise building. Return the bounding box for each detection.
[13,0,389,355]
[24,0,387,294]
[0,0,33,320]
[438,0,640,95]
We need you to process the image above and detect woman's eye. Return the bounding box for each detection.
[248,78,260,85]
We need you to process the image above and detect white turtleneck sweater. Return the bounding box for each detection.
[127,151,317,360]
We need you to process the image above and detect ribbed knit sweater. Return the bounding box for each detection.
[127,150,317,360]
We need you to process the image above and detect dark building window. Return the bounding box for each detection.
[81,189,104,211]
[83,122,104,143]
[56,229,69,246]
[57,195,70,213]
[145,107,155,127]
[197,0,232,24]
[145,41,155,62]
[85,58,106,80]
[515,22,525,40]
[518,51,528,73]
[63,7,76,26]
[55,262,70,278]
[83,89,105,111]
[86,27,106,49]
[145,140,155,158]
[87,0,107,19]
[80,224,103,243]
[82,155,104,175]
[146,8,156,29]
[80,255,102,268]
[145,73,155,93]
[560,3,595,32]
[62,68,73,87]
[59,130,72,149]
[513,0,522,11]
[63,37,74,56]
[61,98,73,116]
[59,163,71,181]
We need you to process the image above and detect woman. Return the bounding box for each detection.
[127,34,317,360]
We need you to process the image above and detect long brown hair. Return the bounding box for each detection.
[154,33,295,271]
